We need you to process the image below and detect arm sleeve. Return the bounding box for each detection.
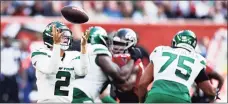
[195,68,209,84]
[49,44,61,74]
[72,53,89,77]
[31,44,61,74]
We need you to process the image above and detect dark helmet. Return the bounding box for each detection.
[110,28,137,54]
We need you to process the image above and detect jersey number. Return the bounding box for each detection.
[159,52,195,81]
[54,71,71,96]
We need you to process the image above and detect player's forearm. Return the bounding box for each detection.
[77,53,88,76]
[48,44,61,74]
[119,59,134,81]
[206,87,217,96]
[80,44,87,54]
[198,80,216,96]
[138,86,147,103]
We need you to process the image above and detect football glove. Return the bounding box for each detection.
[128,47,142,61]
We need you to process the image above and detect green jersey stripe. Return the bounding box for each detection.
[200,60,206,66]
[72,56,80,60]
[94,48,108,52]
[31,52,50,58]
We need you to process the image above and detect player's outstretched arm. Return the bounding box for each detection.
[31,25,62,74]
[96,54,135,84]
[73,30,89,76]
[48,25,62,74]
[138,62,154,103]
[80,29,89,54]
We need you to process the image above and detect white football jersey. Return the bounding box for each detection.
[150,46,206,90]
[31,46,88,103]
[71,44,111,101]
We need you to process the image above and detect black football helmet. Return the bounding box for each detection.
[110,28,137,54]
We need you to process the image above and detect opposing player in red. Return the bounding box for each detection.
[100,28,144,103]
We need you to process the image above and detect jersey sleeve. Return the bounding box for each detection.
[31,44,61,74]
[93,44,112,57]
[72,53,89,77]
[31,49,52,74]
[149,46,163,63]
[198,54,207,69]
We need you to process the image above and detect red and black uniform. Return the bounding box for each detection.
[110,53,144,103]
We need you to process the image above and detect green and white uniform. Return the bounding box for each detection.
[145,46,206,103]
[31,44,88,103]
[71,44,111,103]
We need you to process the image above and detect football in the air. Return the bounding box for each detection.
[61,6,89,24]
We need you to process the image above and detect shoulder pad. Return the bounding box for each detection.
[153,46,165,53]
[91,44,112,57]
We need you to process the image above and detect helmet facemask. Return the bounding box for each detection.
[110,35,135,54]
[59,30,72,50]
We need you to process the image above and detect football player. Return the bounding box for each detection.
[138,30,220,103]
[31,21,89,103]
[71,26,141,103]
[100,28,144,103]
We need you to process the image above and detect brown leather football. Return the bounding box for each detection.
[61,6,89,24]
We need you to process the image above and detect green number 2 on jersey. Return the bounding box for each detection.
[54,71,71,96]
[159,52,195,81]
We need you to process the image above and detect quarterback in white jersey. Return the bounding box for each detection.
[31,21,88,103]
[70,26,140,103]
[138,30,220,103]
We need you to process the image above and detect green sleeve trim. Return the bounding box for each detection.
[101,96,117,103]
[200,60,206,66]
[31,52,50,58]
[72,56,80,60]
[94,48,108,52]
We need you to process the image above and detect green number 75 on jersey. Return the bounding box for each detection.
[159,52,195,81]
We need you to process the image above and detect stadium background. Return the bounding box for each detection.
[0,1,227,103]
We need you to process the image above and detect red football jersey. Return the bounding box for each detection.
[112,53,144,93]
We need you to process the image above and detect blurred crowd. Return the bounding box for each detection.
[1,1,227,23]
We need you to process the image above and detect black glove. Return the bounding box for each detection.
[128,47,142,61]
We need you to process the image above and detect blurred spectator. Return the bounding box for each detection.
[132,1,145,23]
[103,1,122,19]
[19,39,32,103]
[212,1,226,23]
[92,1,109,21]
[119,1,133,18]
[30,1,44,16]
[0,1,227,23]
[0,36,21,103]
[196,36,210,57]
